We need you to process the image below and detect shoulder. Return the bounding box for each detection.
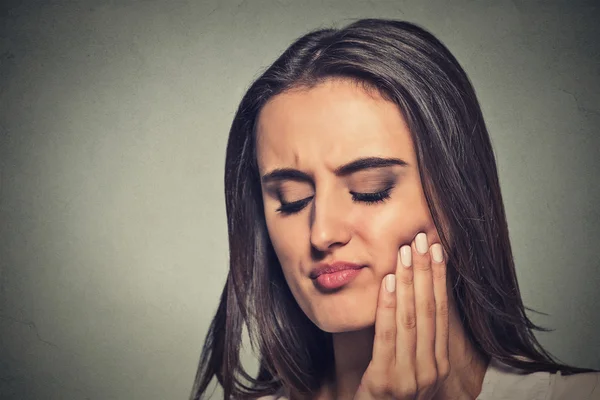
[478,358,600,400]
[549,369,600,400]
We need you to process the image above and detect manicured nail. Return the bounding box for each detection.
[400,245,412,268]
[431,243,444,263]
[385,274,396,293]
[416,232,428,255]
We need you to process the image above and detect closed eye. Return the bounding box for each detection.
[276,187,393,215]
[350,187,393,204]
[276,196,314,215]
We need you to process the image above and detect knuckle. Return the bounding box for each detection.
[363,375,391,397]
[419,300,436,318]
[393,378,417,398]
[437,361,451,381]
[419,376,437,389]
[375,326,396,343]
[437,300,449,318]
[414,256,432,271]
[401,311,417,330]
[399,273,414,287]
[432,263,447,280]
[380,295,396,309]
[417,369,438,388]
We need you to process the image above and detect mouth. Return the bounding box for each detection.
[310,262,366,291]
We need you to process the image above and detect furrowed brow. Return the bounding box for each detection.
[335,157,408,176]
[261,168,312,184]
[261,157,407,183]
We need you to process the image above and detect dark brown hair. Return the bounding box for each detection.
[191,19,595,400]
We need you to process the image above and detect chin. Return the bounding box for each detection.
[311,307,376,333]
[317,318,375,333]
[300,281,379,333]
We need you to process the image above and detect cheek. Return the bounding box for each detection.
[352,193,440,270]
[263,213,314,317]
[264,212,307,267]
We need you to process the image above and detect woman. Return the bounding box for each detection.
[191,19,599,399]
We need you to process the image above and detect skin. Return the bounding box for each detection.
[256,78,488,399]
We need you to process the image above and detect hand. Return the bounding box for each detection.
[353,232,450,400]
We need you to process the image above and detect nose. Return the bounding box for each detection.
[309,190,352,253]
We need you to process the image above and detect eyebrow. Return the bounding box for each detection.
[261,157,408,184]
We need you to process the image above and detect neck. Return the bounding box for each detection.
[316,299,489,400]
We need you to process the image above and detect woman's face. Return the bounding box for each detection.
[256,79,442,333]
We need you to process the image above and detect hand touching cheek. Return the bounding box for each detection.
[354,232,455,400]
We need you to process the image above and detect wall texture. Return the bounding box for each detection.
[1,1,599,399]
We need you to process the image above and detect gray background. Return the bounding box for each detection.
[1,0,599,399]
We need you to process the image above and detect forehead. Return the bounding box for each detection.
[255,79,416,173]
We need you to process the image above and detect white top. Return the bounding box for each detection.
[257,358,600,399]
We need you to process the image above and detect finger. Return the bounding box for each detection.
[431,243,450,382]
[368,272,397,382]
[412,232,437,393]
[360,273,397,397]
[395,244,417,379]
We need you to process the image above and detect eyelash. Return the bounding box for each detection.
[276,187,393,215]
[350,186,393,204]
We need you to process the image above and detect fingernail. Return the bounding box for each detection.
[400,245,412,268]
[416,232,428,255]
[431,243,444,263]
[385,274,396,293]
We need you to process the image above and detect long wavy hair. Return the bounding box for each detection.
[191,19,594,400]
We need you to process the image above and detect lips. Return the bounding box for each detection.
[310,262,365,291]
[309,262,364,279]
